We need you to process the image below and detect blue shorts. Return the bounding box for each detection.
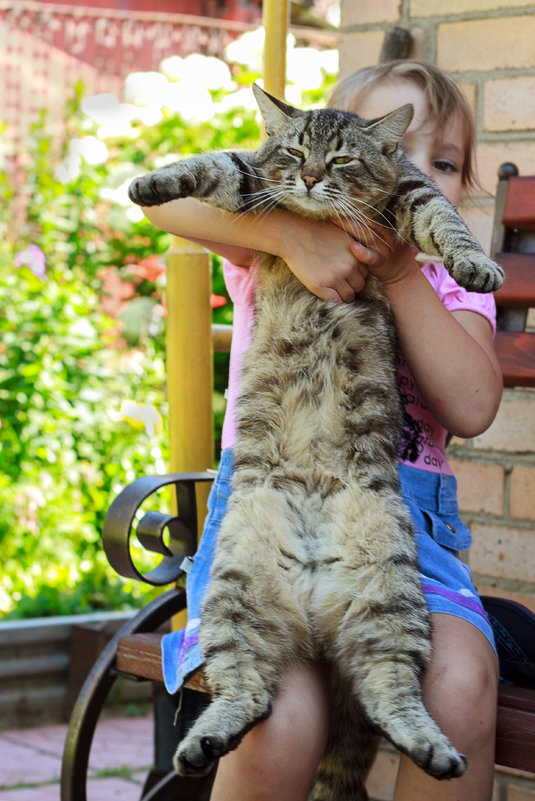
[162,451,496,694]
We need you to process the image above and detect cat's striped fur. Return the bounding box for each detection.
[129,85,503,799]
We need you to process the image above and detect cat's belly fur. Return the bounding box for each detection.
[220,260,412,655]
[232,260,402,497]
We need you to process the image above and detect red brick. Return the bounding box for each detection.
[484,77,535,133]
[0,737,61,786]
[449,459,505,515]
[510,466,535,521]
[341,0,400,26]
[438,17,535,73]
[470,523,535,582]
[338,31,385,75]
[411,0,534,13]
[472,394,535,453]
[476,142,535,196]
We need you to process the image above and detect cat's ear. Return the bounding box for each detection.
[252,83,304,135]
[366,104,414,155]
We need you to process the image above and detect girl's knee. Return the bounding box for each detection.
[423,617,499,746]
[211,661,330,801]
[251,661,330,764]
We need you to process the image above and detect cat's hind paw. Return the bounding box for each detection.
[444,251,504,293]
[173,699,272,776]
[174,734,227,776]
[410,742,467,780]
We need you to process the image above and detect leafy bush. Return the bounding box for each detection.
[0,33,337,618]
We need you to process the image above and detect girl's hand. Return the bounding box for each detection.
[275,217,369,303]
[337,218,419,287]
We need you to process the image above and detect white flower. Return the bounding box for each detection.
[318,48,339,76]
[287,47,338,91]
[69,136,109,165]
[115,400,163,436]
[124,71,170,107]
[159,55,188,82]
[82,94,136,125]
[164,83,214,123]
[55,153,82,183]
[81,93,141,138]
[225,27,297,72]
[161,53,234,92]
[100,177,133,207]
[126,206,145,223]
[213,87,259,114]
[285,84,305,107]
[225,27,266,71]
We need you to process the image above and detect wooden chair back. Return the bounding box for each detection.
[491,163,535,386]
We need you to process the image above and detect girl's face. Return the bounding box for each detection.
[354,79,465,208]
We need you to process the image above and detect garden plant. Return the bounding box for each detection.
[0,30,337,619]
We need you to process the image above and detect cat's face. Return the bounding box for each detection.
[253,85,413,227]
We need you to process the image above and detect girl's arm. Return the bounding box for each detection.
[141,197,368,303]
[350,237,503,438]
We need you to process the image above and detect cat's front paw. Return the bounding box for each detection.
[128,168,195,207]
[444,251,504,293]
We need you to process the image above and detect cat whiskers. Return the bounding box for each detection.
[334,195,411,249]
[330,199,394,251]
[233,185,288,222]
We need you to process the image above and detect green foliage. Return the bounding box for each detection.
[0,74,266,619]
[1,42,337,619]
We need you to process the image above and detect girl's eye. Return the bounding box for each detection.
[332,156,353,165]
[287,148,304,159]
[433,160,458,174]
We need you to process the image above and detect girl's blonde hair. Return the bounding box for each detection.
[328,60,477,191]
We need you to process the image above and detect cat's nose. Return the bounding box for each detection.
[303,175,320,190]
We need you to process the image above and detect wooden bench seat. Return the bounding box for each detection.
[114,630,535,774]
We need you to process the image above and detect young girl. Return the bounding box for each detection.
[146,60,502,801]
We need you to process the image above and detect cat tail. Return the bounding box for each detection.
[309,671,377,801]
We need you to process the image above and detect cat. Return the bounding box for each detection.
[128,84,503,800]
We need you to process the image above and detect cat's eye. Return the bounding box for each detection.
[332,156,353,165]
[287,148,304,159]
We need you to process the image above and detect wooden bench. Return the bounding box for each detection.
[61,164,535,800]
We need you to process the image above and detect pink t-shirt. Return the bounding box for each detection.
[220,259,497,476]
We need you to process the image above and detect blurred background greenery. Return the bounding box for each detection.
[0,34,336,619]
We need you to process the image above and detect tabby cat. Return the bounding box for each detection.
[129,84,503,799]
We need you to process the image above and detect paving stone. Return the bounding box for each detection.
[88,716,153,773]
[0,784,61,800]
[0,738,61,788]
[3,723,68,759]
[86,776,143,801]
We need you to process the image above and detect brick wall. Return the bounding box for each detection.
[339,2,535,799]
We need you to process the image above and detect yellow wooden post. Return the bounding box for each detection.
[166,237,213,632]
[165,236,213,477]
[263,0,289,99]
